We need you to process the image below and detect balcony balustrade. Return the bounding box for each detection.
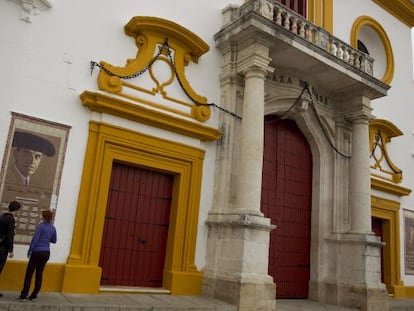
[221,0,374,77]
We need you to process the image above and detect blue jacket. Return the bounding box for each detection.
[27,222,57,257]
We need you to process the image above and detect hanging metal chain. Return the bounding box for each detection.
[90,39,169,79]
[90,38,242,120]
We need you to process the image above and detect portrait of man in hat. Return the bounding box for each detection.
[8,131,56,188]
[1,129,59,244]
[0,113,69,244]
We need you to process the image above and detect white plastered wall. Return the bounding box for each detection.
[0,0,244,269]
[334,0,414,286]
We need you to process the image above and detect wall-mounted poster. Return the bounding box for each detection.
[404,210,414,275]
[0,112,70,244]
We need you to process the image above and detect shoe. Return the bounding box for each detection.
[0,293,3,298]
[28,297,36,302]
[15,296,27,302]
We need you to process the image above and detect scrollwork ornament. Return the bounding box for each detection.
[192,105,211,122]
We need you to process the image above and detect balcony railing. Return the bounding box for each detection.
[222,0,374,76]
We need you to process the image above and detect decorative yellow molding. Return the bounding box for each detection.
[369,119,403,184]
[371,178,411,196]
[97,16,211,122]
[308,0,333,33]
[371,196,404,297]
[62,121,206,294]
[373,0,414,27]
[80,91,222,142]
[350,16,394,84]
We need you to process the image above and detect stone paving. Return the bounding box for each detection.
[0,291,412,310]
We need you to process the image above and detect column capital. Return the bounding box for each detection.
[235,34,273,77]
[236,54,274,77]
[345,109,375,124]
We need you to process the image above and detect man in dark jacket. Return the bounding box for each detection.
[0,201,21,297]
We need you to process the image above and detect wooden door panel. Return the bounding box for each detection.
[262,116,312,298]
[100,162,173,287]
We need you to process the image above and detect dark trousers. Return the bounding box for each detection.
[0,245,8,274]
[20,251,50,299]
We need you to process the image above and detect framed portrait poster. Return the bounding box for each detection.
[0,112,70,244]
[404,210,414,275]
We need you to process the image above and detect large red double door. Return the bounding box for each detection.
[99,162,173,288]
[261,116,313,298]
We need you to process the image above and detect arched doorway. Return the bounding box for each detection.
[261,116,313,298]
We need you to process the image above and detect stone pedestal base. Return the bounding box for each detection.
[203,212,276,311]
[203,273,276,311]
[309,233,389,311]
[309,281,388,311]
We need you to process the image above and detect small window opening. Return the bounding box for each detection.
[357,40,370,55]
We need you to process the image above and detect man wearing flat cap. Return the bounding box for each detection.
[8,131,56,188]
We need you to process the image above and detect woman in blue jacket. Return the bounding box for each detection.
[17,210,57,301]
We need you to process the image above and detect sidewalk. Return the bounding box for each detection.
[0,291,358,311]
[0,291,412,310]
[0,291,237,310]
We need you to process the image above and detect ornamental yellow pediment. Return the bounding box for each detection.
[369,119,403,183]
[92,16,212,123]
[81,16,222,142]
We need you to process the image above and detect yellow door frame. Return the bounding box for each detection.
[61,121,208,295]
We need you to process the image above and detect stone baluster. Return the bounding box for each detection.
[284,12,291,30]
[331,40,338,56]
[337,44,344,60]
[274,8,282,25]
[298,21,305,38]
[355,54,361,70]
[291,16,297,34]
[348,50,355,67]
[306,25,314,42]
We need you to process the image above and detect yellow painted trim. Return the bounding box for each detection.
[0,261,65,292]
[371,177,411,196]
[373,0,414,27]
[371,196,403,296]
[98,16,212,122]
[62,121,205,294]
[308,0,333,33]
[80,91,222,142]
[393,285,414,298]
[350,16,395,84]
[369,119,404,183]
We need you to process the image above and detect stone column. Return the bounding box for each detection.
[349,112,372,234]
[203,38,276,311]
[327,107,389,311]
[235,66,268,216]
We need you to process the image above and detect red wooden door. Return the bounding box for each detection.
[261,116,312,298]
[99,162,173,287]
[372,217,384,282]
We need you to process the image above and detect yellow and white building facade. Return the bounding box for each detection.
[0,1,414,310]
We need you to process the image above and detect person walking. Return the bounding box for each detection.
[17,210,56,302]
[0,201,22,298]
